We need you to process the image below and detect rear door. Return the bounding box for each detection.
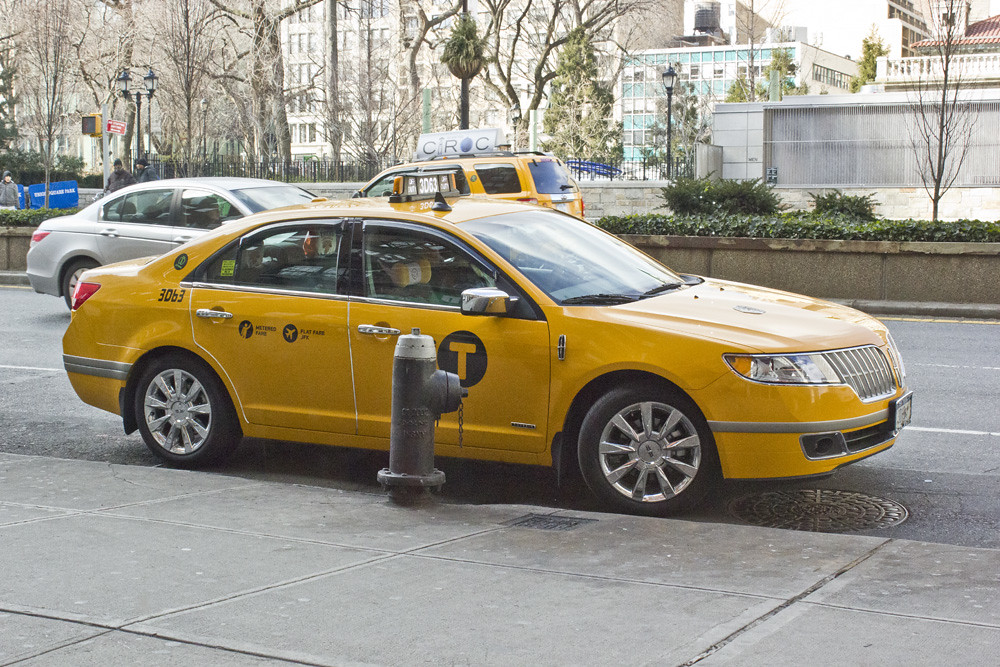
[97,188,179,263]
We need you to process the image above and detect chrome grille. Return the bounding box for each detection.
[824,346,897,402]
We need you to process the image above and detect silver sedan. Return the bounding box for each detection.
[27,177,316,307]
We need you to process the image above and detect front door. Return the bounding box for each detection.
[348,221,551,454]
[97,187,180,263]
[189,221,356,435]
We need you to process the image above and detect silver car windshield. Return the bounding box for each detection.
[230,185,315,213]
[462,210,684,304]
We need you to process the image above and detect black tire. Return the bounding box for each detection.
[577,385,719,516]
[133,353,241,468]
[61,258,99,309]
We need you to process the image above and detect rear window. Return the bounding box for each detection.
[527,160,577,194]
[474,164,523,194]
[230,185,315,213]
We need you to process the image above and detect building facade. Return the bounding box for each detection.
[620,42,857,161]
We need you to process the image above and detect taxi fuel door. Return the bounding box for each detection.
[461,287,517,316]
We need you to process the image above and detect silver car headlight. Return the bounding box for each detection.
[724,353,842,385]
[886,332,907,382]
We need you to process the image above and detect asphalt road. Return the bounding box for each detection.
[2,285,998,548]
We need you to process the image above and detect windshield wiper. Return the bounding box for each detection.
[561,293,639,305]
[641,282,685,298]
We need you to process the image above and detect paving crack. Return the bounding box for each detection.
[674,539,895,666]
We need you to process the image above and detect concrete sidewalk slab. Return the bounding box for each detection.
[1,453,998,666]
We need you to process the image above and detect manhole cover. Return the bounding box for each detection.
[506,514,597,531]
[728,489,908,532]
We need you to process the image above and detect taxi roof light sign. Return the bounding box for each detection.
[388,172,461,205]
[414,128,507,161]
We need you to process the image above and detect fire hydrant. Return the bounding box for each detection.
[378,329,466,504]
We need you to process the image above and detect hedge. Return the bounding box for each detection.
[0,207,79,228]
[596,211,1000,243]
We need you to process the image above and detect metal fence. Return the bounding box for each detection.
[152,156,400,184]
[148,154,695,184]
[764,101,1000,187]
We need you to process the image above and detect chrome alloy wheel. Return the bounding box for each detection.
[598,401,702,503]
[143,369,213,455]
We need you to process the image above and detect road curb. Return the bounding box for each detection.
[0,271,29,286]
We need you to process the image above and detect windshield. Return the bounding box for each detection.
[230,185,315,213]
[527,159,577,194]
[463,210,683,304]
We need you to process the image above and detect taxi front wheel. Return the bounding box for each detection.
[577,386,719,516]
[133,354,241,467]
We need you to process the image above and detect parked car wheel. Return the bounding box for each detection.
[133,354,241,467]
[577,385,718,515]
[61,258,99,309]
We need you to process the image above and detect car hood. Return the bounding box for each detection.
[603,278,886,352]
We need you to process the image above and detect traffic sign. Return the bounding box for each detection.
[106,120,127,135]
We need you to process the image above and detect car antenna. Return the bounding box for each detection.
[431,192,452,212]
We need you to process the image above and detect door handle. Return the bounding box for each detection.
[99,228,118,237]
[173,235,194,243]
[358,324,400,336]
[196,308,233,319]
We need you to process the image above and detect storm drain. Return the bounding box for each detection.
[506,514,597,531]
[728,489,909,533]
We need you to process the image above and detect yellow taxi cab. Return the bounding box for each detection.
[355,128,585,219]
[62,172,911,516]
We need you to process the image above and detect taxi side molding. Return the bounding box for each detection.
[63,354,132,381]
[707,410,888,434]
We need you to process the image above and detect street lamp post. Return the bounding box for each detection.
[661,65,677,179]
[117,68,158,164]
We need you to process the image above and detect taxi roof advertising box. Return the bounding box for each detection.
[414,128,507,161]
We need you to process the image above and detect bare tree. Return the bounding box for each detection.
[728,0,784,103]
[157,0,228,163]
[908,0,978,221]
[210,0,324,160]
[17,0,74,206]
[480,0,642,139]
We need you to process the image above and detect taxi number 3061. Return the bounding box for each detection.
[157,288,186,303]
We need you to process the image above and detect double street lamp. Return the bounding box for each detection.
[116,68,158,163]
[661,65,677,179]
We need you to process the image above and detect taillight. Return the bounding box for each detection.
[71,282,101,311]
[517,197,539,205]
[31,230,50,246]
[581,199,585,217]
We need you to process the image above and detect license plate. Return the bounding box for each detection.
[892,393,913,431]
[555,202,569,212]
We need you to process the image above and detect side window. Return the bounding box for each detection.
[363,172,402,197]
[102,195,128,222]
[474,164,523,194]
[219,223,344,294]
[102,189,173,225]
[180,190,240,229]
[363,225,495,307]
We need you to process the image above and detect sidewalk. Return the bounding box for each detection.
[1,453,997,665]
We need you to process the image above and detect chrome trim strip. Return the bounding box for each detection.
[708,410,889,434]
[187,282,351,302]
[63,354,132,381]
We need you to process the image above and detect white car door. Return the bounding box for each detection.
[96,188,182,263]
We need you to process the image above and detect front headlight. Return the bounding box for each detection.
[886,332,907,381]
[724,353,842,385]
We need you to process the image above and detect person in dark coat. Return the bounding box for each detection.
[105,158,137,194]
[0,171,20,209]
[135,157,159,183]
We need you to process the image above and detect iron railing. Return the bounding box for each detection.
[146,154,695,184]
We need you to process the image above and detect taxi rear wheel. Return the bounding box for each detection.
[577,386,719,516]
[133,354,240,467]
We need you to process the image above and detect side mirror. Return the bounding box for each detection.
[351,190,363,199]
[461,287,515,316]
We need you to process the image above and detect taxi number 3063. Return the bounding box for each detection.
[157,288,186,303]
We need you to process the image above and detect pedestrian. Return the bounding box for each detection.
[0,171,20,210]
[105,158,137,194]
[135,157,159,183]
